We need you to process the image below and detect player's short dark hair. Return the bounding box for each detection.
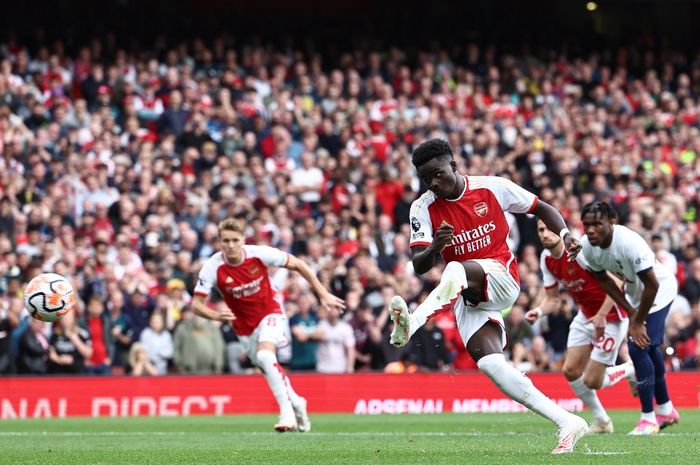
[581,201,618,220]
[411,139,453,167]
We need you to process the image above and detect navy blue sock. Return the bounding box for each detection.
[628,340,655,413]
[650,345,670,405]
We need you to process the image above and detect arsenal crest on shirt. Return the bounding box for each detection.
[474,202,488,217]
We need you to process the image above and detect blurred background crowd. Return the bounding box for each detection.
[1,1,700,377]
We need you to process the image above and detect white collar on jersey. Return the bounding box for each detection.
[446,175,468,202]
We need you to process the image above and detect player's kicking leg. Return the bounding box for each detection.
[468,323,588,454]
[390,261,468,347]
[456,259,586,453]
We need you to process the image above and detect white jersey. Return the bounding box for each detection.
[581,225,677,312]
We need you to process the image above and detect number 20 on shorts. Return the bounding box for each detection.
[595,336,615,352]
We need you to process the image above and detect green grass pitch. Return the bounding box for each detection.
[0,410,698,465]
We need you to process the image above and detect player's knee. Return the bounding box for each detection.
[563,364,583,382]
[462,261,485,288]
[444,261,465,275]
[583,374,603,390]
[444,261,468,287]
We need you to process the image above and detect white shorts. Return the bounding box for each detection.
[454,258,520,349]
[567,311,629,365]
[238,313,291,366]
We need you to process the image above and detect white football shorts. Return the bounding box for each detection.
[453,258,520,349]
[567,311,629,365]
[238,313,292,366]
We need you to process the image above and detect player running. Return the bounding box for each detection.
[191,218,345,432]
[390,139,588,454]
[525,219,636,433]
[581,201,680,435]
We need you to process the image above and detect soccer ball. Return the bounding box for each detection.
[24,273,76,322]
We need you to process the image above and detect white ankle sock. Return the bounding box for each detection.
[568,376,608,421]
[657,401,674,416]
[256,349,295,417]
[409,262,467,336]
[477,353,571,428]
[641,411,657,423]
[601,361,635,388]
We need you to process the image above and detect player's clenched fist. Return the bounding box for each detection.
[432,220,454,251]
[564,234,582,261]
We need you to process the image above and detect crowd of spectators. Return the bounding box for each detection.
[1,35,700,376]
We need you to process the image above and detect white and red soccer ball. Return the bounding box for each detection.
[23,273,76,322]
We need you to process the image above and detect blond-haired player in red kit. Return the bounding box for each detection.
[191,218,345,432]
[390,139,588,454]
[525,219,636,434]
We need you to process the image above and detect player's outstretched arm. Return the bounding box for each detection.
[532,201,581,261]
[285,255,345,312]
[190,294,234,322]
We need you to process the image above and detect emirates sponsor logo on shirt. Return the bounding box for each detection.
[450,221,496,245]
[450,221,497,255]
[229,276,264,298]
[474,202,488,218]
[250,266,260,276]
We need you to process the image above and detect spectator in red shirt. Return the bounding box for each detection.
[82,295,113,375]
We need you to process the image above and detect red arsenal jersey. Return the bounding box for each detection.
[541,249,626,321]
[194,245,288,336]
[409,175,538,282]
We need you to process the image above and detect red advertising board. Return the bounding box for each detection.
[0,372,698,419]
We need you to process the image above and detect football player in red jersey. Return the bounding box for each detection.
[390,139,587,454]
[191,218,345,432]
[525,219,636,434]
